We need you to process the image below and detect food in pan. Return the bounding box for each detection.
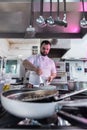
[7,90,58,102]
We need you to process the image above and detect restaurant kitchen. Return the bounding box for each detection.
[0,37,87,85]
[0,38,87,129]
[0,0,87,129]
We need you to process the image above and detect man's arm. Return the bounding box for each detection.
[23,59,43,75]
[23,59,37,72]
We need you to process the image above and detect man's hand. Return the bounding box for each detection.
[47,76,53,82]
[47,73,57,82]
[36,67,43,75]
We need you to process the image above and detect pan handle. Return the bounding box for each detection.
[57,110,87,128]
[56,88,87,101]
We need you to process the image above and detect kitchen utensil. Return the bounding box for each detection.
[80,0,87,28]
[61,98,87,107]
[29,71,51,86]
[55,0,67,27]
[1,88,87,119]
[46,0,55,27]
[36,0,46,27]
[62,0,67,27]
[29,71,44,86]
[54,0,64,26]
[25,0,35,37]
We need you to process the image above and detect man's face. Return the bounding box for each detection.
[40,43,51,56]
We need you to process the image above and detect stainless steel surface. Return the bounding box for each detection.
[0,1,86,38]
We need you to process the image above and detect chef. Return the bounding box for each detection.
[23,40,58,125]
[23,40,57,87]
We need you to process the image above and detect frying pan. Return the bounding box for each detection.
[1,88,87,119]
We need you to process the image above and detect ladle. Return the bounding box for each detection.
[36,0,46,27]
[54,0,64,26]
[26,0,35,37]
[55,0,67,27]
[80,0,87,28]
[46,0,55,27]
[61,0,67,27]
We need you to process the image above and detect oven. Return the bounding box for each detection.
[55,62,66,72]
[51,61,69,84]
[52,72,67,84]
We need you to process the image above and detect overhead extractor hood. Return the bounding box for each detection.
[48,39,71,58]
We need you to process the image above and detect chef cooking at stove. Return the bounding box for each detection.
[23,40,57,87]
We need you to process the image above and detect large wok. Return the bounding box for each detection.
[1,88,87,119]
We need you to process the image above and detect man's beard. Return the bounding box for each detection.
[40,51,48,56]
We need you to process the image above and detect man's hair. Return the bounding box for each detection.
[40,40,51,47]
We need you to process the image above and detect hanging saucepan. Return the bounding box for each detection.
[1,88,87,119]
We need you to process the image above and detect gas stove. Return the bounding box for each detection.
[0,110,84,129]
[0,90,87,130]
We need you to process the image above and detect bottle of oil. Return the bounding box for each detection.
[3,83,10,91]
[3,74,11,91]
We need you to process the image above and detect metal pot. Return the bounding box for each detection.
[67,81,87,91]
[67,81,75,91]
[1,88,87,119]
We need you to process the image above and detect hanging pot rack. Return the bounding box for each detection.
[24,0,87,38]
[35,0,68,28]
